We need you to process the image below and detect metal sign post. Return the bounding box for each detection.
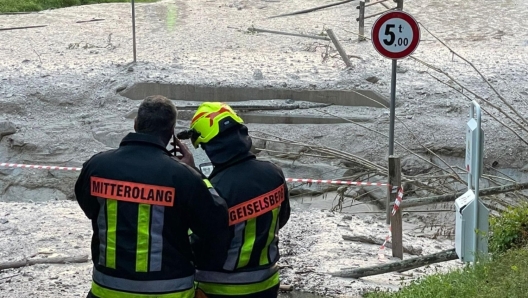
[371,11,420,223]
[455,100,488,262]
[371,11,420,156]
[132,0,137,63]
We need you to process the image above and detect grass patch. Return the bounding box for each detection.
[364,247,528,298]
[0,0,157,13]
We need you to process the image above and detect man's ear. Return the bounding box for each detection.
[134,118,138,132]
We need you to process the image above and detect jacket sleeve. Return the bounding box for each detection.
[74,158,100,220]
[187,177,230,270]
[278,180,291,229]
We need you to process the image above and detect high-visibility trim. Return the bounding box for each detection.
[260,207,279,266]
[106,199,118,269]
[149,205,164,272]
[197,272,279,296]
[228,184,285,226]
[90,176,176,207]
[237,218,256,269]
[136,204,151,272]
[203,179,213,188]
[91,282,194,298]
[97,198,107,266]
[93,269,195,293]
[223,222,245,271]
[195,265,278,284]
[268,211,281,263]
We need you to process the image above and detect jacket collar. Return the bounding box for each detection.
[119,132,171,154]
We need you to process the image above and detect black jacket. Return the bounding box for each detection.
[75,133,229,292]
[193,126,290,279]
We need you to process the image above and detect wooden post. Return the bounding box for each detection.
[358,1,366,42]
[387,156,403,259]
[326,29,353,68]
[396,0,403,10]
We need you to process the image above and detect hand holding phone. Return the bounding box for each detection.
[170,135,196,168]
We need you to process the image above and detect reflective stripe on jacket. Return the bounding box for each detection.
[75,133,230,297]
[192,154,290,295]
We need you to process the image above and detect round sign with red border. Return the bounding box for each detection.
[371,11,420,59]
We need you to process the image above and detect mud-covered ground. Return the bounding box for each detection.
[1,0,527,297]
[0,200,458,297]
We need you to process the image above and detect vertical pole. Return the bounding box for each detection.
[132,0,137,63]
[396,0,404,10]
[388,59,397,156]
[388,157,403,259]
[473,102,482,260]
[358,1,365,42]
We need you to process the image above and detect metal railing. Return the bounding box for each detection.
[357,0,404,42]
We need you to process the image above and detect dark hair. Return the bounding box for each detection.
[136,95,177,139]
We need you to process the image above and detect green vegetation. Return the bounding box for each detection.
[366,204,528,298]
[365,247,528,298]
[489,203,528,254]
[0,0,156,13]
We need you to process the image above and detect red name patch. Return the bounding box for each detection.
[90,177,175,207]
[228,185,285,226]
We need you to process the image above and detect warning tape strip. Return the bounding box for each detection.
[0,163,389,186]
[0,163,82,171]
[378,186,404,261]
[286,178,388,187]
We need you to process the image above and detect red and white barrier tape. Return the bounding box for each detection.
[378,186,404,261]
[391,187,405,216]
[286,178,388,187]
[0,162,389,187]
[0,162,82,171]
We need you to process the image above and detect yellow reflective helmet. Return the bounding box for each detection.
[190,102,244,148]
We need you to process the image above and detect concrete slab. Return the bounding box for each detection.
[121,83,389,108]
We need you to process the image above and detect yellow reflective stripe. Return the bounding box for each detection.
[92,282,195,298]
[136,204,151,272]
[237,218,256,268]
[106,199,118,269]
[197,272,279,296]
[203,179,213,188]
[260,208,279,265]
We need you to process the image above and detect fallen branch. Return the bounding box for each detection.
[0,273,20,281]
[248,27,330,41]
[396,181,528,208]
[0,25,47,31]
[342,234,422,255]
[330,248,457,278]
[76,18,105,24]
[326,29,352,68]
[419,23,528,126]
[0,255,90,271]
[427,73,528,146]
[268,0,355,19]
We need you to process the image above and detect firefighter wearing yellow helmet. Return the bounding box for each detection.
[188,102,291,298]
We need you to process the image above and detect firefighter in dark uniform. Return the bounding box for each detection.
[186,102,291,298]
[75,95,230,298]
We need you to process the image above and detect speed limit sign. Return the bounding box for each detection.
[371,11,420,60]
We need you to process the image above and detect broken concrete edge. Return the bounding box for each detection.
[119,82,390,108]
[125,108,373,124]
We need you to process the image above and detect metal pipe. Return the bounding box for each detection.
[388,59,397,155]
[132,0,137,62]
[472,100,482,262]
